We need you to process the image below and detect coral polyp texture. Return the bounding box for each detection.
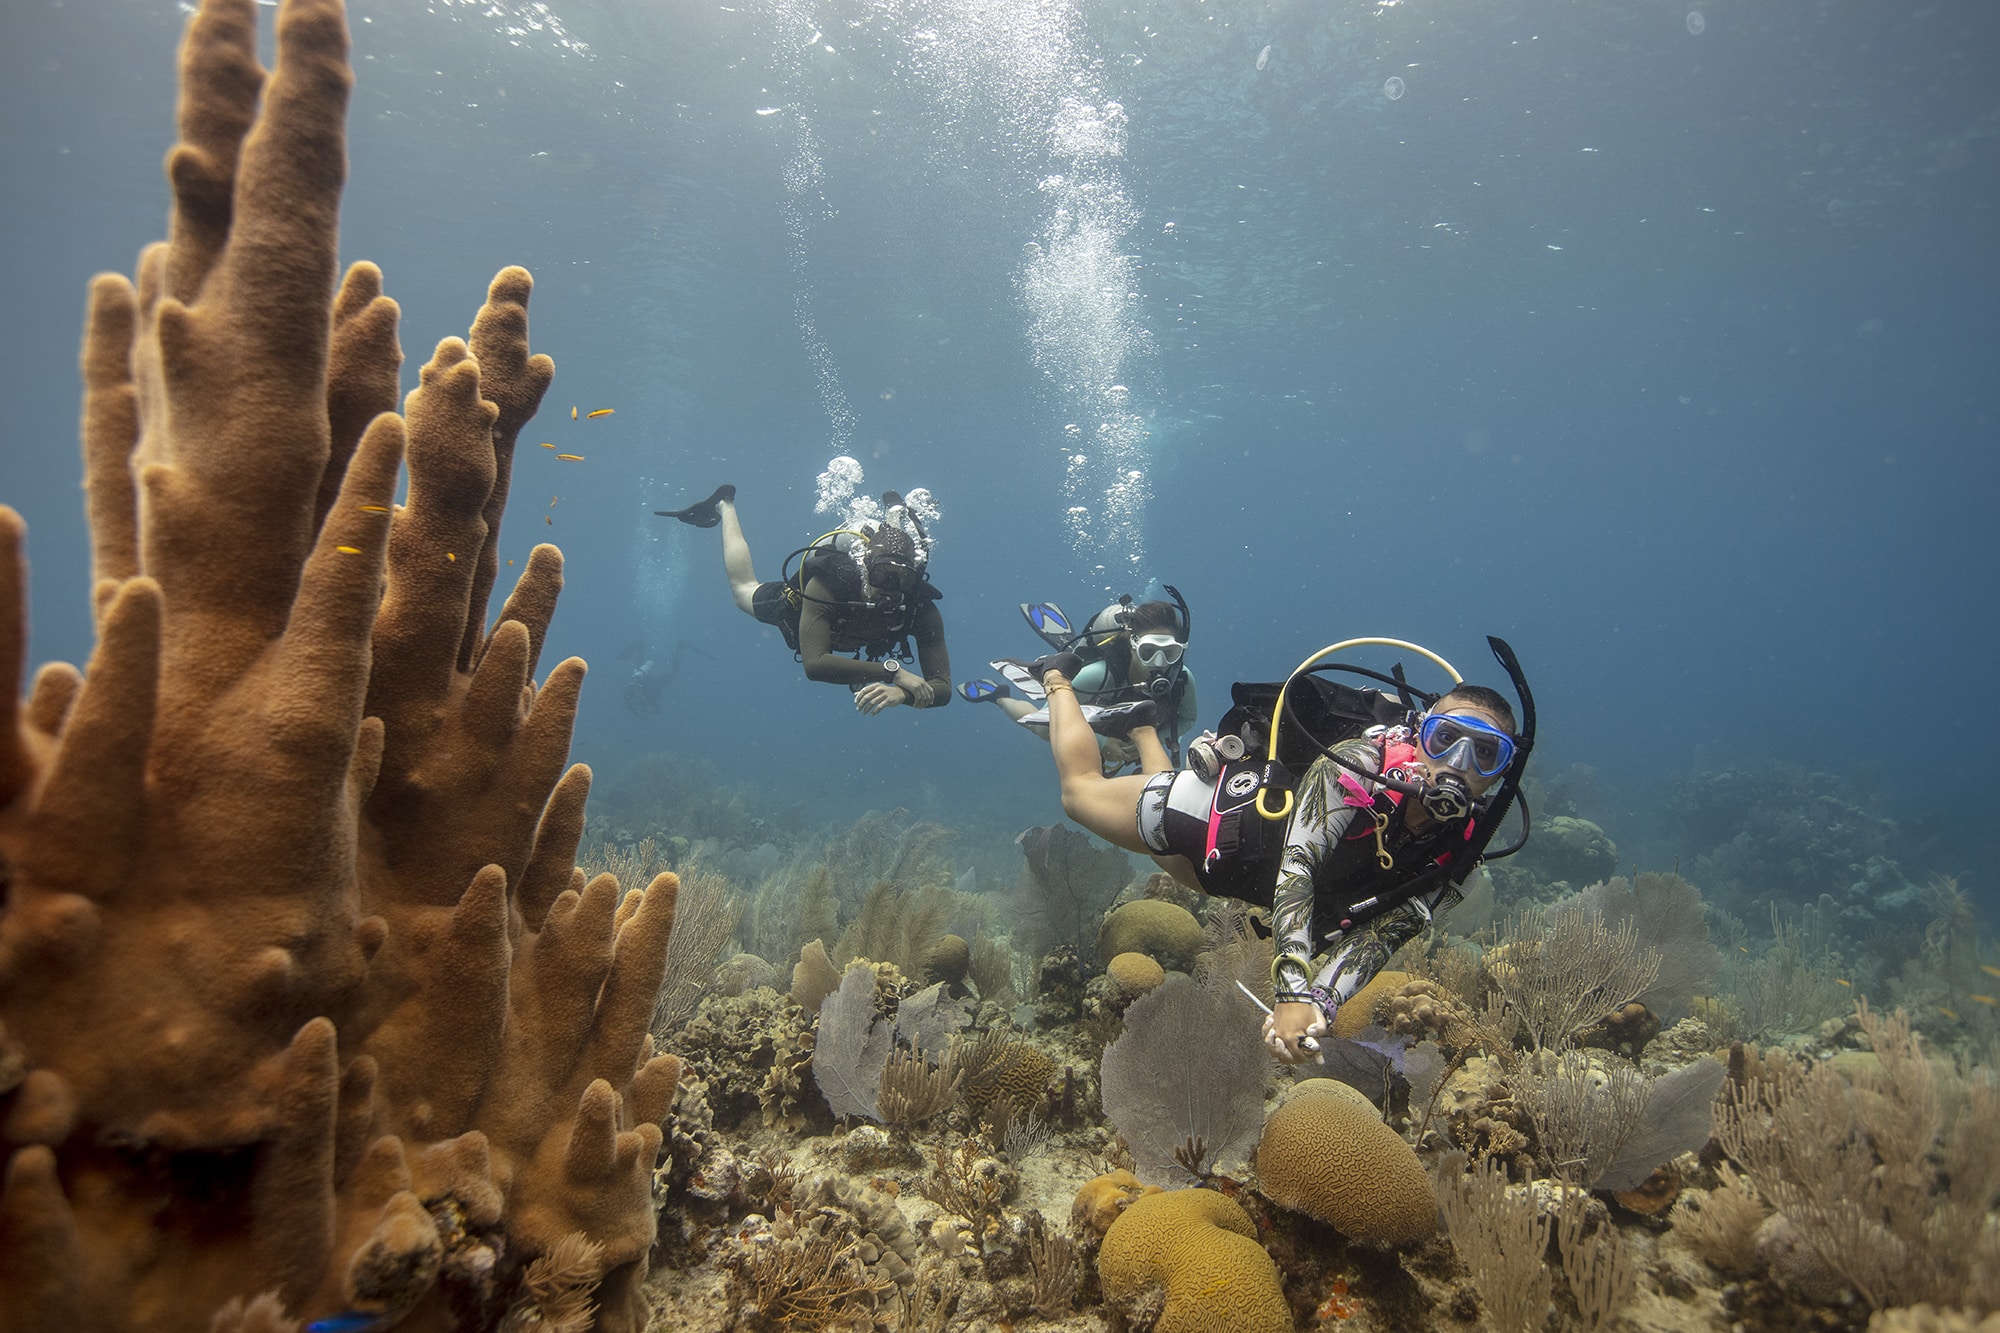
[0,0,679,1328]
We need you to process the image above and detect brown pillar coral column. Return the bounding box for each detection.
[0,0,679,1329]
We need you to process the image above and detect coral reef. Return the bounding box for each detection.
[0,0,679,1326]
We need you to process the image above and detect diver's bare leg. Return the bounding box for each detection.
[996,697,1035,723]
[718,500,759,615]
[1045,669,1155,855]
[1131,725,1172,775]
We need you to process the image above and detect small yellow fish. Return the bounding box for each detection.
[570,406,578,420]
[1981,964,2000,980]
[1738,946,1749,953]
[336,545,362,555]
[539,442,556,449]
[586,408,615,419]
[446,552,457,563]
[1836,978,1851,987]
[556,453,584,462]
[1938,1007,1960,1022]
[550,495,559,506]
[545,516,553,525]
[507,559,515,566]
[357,504,389,513]
[1971,995,1997,1007]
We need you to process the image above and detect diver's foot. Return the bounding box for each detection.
[1084,700,1159,740]
[958,678,1010,704]
[654,484,736,527]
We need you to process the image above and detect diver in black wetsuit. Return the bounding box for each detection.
[658,486,952,717]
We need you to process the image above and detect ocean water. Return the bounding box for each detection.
[2,0,1994,901]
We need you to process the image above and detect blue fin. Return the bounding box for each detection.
[306,1315,385,1333]
[958,678,1008,703]
[1018,602,1074,648]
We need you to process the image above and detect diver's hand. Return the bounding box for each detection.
[854,682,908,715]
[1264,1001,1329,1065]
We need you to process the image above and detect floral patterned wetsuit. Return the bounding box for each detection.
[1269,730,1470,1013]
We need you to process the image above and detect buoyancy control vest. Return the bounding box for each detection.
[776,530,941,661]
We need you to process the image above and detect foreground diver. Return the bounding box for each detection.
[1032,637,1533,1063]
[659,485,951,716]
[960,592,1200,772]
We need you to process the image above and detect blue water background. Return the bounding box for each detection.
[3,0,1995,896]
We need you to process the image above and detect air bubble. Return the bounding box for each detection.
[1383,76,1406,101]
[1686,10,1705,35]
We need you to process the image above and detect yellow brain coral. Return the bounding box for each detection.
[1106,951,1167,995]
[1331,969,1413,1038]
[1096,901,1205,972]
[1098,1189,1293,1333]
[1255,1079,1436,1245]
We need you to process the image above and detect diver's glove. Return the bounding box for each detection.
[1028,650,1085,683]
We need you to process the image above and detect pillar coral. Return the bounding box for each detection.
[0,0,680,1328]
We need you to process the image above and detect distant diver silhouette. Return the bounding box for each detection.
[622,639,716,715]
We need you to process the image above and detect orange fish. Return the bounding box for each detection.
[446,552,457,563]
[1835,979,1851,987]
[545,516,553,525]
[550,495,559,506]
[570,406,578,420]
[556,453,584,462]
[507,559,515,566]
[1938,1006,1960,1021]
[586,408,614,419]
[1980,964,2000,980]
[539,442,556,449]
[336,545,362,555]
[357,504,389,513]
[1971,995,1997,1007]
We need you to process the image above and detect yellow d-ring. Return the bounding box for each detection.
[1256,637,1462,822]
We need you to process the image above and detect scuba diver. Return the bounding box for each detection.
[958,591,1199,773]
[1027,636,1534,1064]
[617,639,716,716]
[658,484,951,716]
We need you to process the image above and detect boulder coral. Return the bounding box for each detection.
[1105,950,1167,996]
[1255,1080,1436,1246]
[1096,900,1204,973]
[0,0,678,1326]
[1097,1188,1292,1333]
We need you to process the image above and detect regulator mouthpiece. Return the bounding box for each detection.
[1421,773,1473,822]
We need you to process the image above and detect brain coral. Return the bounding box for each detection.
[1332,969,1413,1039]
[1098,1189,1292,1333]
[1106,951,1167,995]
[1256,1079,1435,1245]
[1097,901,1205,972]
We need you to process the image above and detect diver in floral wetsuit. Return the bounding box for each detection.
[1030,651,1524,1066]
[1261,688,1517,1063]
